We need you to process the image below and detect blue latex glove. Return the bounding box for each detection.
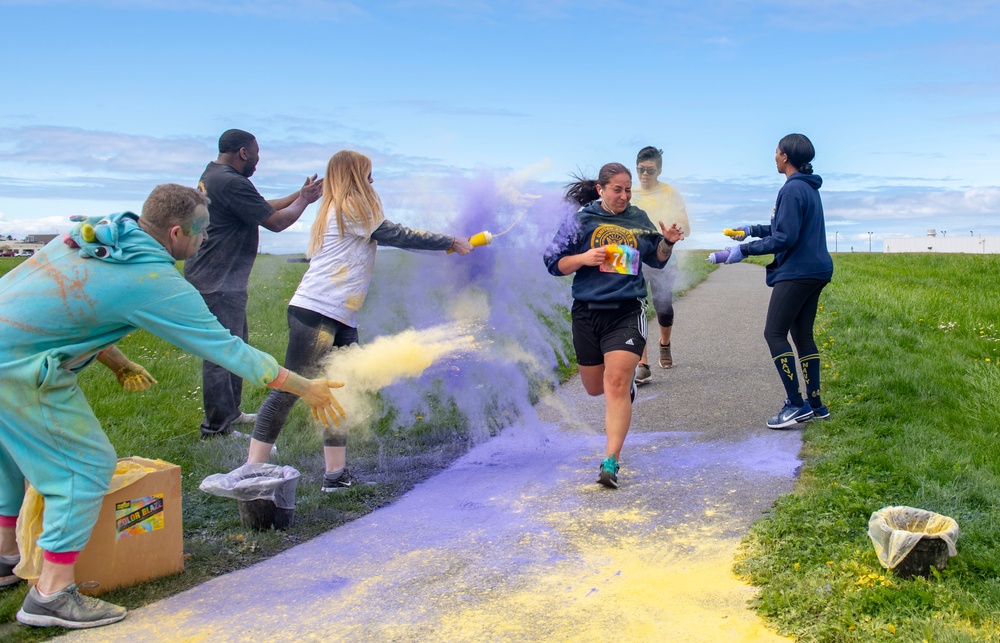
[724,244,745,264]
[735,225,752,239]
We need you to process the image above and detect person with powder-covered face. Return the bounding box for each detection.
[0,185,345,629]
[245,150,474,491]
[631,145,691,382]
[544,163,684,488]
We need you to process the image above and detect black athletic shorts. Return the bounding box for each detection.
[571,298,647,366]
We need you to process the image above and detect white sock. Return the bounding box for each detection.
[0,554,19,565]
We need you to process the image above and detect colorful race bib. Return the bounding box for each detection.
[600,244,640,275]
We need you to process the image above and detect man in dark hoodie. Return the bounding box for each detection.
[718,133,834,429]
[544,162,684,488]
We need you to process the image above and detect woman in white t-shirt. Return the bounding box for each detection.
[245,150,473,491]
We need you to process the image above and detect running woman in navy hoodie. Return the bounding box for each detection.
[544,162,684,487]
[718,133,834,429]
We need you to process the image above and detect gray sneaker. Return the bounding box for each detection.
[659,343,673,369]
[1,555,23,587]
[16,584,127,629]
[634,363,652,385]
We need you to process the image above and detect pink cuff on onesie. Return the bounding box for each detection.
[0,515,17,528]
[267,367,290,390]
[43,550,80,565]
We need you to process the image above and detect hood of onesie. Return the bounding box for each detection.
[66,212,173,265]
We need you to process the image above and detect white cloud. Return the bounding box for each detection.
[2,126,999,252]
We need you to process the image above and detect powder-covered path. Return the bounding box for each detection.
[63,263,801,642]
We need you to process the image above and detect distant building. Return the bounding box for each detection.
[883,230,997,254]
[25,234,58,245]
[0,233,59,257]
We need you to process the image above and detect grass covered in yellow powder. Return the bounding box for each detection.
[737,253,1000,642]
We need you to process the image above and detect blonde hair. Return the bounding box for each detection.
[307,150,384,258]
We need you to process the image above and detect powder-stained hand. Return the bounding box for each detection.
[115,362,158,391]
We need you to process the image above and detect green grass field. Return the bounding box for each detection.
[736,253,1000,642]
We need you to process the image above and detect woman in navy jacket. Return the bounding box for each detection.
[720,134,834,429]
[544,162,684,487]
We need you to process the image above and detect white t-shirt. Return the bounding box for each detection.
[288,208,381,328]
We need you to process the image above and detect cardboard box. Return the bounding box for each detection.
[74,457,184,595]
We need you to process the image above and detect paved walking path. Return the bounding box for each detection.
[64,263,800,642]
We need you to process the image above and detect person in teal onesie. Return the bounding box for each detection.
[0,184,346,629]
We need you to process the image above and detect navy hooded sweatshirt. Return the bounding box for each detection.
[740,172,833,286]
[543,200,668,303]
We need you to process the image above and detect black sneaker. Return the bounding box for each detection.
[321,469,355,492]
[810,404,831,419]
[16,583,127,629]
[1,555,23,587]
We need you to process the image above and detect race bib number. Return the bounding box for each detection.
[600,244,640,275]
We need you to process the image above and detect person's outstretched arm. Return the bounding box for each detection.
[267,368,346,428]
[262,175,324,232]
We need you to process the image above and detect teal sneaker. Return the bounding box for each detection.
[597,455,620,489]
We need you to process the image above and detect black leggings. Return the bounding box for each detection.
[252,306,359,446]
[764,279,828,405]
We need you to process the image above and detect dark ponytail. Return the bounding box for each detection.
[564,176,600,206]
[778,133,815,174]
[563,162,632,206]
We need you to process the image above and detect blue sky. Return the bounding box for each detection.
[1,0,998,252]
